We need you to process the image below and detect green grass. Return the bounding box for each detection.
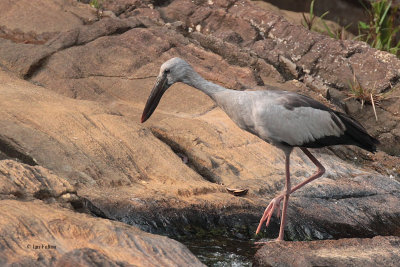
[302,0,329,31]
[302,0,349,40]
[357,0,400,56]
[303,0,400,54]
[321,20,352,40]
[90,0,103,10]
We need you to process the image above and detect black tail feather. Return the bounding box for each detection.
[336,112,380,153]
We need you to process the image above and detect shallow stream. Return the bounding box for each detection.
[177,235,258,266]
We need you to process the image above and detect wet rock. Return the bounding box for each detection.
[253,236,400,267]
[0,200,204,266]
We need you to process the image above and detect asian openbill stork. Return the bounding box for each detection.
[141,58,380,241]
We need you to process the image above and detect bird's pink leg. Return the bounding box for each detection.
[256,151,291,241]
[255,147,325,239]
[277,152,291,241]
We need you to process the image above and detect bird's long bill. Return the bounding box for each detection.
[141,74,170,123]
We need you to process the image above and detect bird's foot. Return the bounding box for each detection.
[255,195,283,235]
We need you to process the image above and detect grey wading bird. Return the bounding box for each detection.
[141,57,380,241]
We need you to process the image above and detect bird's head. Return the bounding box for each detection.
[141,57,193,123]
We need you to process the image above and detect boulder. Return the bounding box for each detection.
[253,236,400,267]
[0,159,75,201]
[0,0,96,34]
[0,199,204,266]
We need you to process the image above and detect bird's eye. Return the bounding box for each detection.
[164,69,170,74]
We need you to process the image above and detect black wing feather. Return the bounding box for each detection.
[273,90,380,152]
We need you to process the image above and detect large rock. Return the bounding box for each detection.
[0,199,203,266]
[0,70,212,189]
[0,159,203,266]
[0,0,96,34]
[0,17,144,78]
[253,236,400,267]
[0,160,75,201]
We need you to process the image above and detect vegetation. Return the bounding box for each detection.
[303,0,400,56]
[301,0,329,31]
[302,0,351,40]
[90,0,103,10]
[321,20,352,40]
[301,0,399,118]
[358,0,400,56]
[345,74,381,121]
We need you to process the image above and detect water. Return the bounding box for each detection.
[177,236,258,266]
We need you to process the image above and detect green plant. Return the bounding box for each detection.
[90,0,103,10]
[358,0,400,56]
[322,21,352,40]
[302,0,348,40]
[302,0,329,31]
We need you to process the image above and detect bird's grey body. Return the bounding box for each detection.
[210,89,377,153]
[212,90,342,150]
[141,57,379,241]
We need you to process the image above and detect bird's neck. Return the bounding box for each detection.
[184,71,227,101]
